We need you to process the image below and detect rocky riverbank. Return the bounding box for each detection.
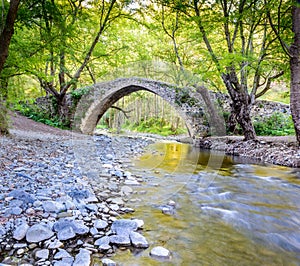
[0,129,159,266]
[194,136,300,168]
[1,113,299,265]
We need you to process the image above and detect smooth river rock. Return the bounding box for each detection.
[111,219,138,236]
[129,232,149,248]
[42,200,66,213]
[109,235,131,246]
[35,249,49,259]
[57,226,76,241]
[94,236,110,246]
[13,223,29,240]
[26,224,54,243]
[150,246,171,259]
[54,248,72,259]
[94,219,108,230]
[73,248,91,266]
[102,258,117,266]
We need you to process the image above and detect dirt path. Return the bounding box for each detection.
[8,112,85,140]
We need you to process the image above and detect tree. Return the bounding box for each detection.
[290,2,300,145]
[14,0,124,125]
[267,0,300,145]
[0,0,20,73]
[0,0,20,135]
[160,2,225,135]
[156,0,285,140]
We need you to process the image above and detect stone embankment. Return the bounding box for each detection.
[194,136,300,168]
[0,127,165,266]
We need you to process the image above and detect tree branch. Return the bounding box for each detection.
[59,0,117,96]
[161,4,184,70]
[111,106,133,119]
[255,70,284,98]
[265,0,291,57]
[193,0,221,73]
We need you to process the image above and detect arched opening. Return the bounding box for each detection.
[75,78,212,137]
[96,90,189,136]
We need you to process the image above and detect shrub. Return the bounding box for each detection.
[0,101,9,135]
[12,100,69,129]
[253,112,295,136]
[123,117,187,136]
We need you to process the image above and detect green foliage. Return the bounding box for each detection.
[253,112,295,136]
[0,101,9,135]
[12,100,69,129]
[123,117,187,136]
[71,87,92,100]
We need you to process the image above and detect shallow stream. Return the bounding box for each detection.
[111,141,300,265]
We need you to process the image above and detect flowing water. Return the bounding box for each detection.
[110,141,300,266]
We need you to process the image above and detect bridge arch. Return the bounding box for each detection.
[74,77,215,137]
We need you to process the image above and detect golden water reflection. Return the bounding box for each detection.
[136,142,234,175]
[96,142,300,266]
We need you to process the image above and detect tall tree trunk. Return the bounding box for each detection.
[56,94,70,127]
[231,93,256,141]
[222,73,257,141]
[0,0,20,135]
[192,0,257,141]
[290,3,300,145]
[0,0,20,73]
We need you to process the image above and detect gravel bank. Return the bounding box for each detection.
[0,127,154,265]
[194,136,300,168]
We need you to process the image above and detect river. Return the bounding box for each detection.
[110,141,300,265]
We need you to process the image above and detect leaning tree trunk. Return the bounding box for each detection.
[290,4,300,146]
[195,85,226,136]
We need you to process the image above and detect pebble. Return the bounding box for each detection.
[121,186,133,195]
[73,248,91,266]
[35,249,49,259]
[150,246,171,259]
[26,224,54,243]
[129,232,149,248]
[102,258,117,266]
[94,219,108,230]
[16,248,26,256]
[13,223,29,240]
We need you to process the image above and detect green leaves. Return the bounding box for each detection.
[253,112,295,136]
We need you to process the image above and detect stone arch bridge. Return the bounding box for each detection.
[74,77,224,138]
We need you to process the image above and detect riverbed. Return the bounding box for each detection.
[110,141,300,265]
